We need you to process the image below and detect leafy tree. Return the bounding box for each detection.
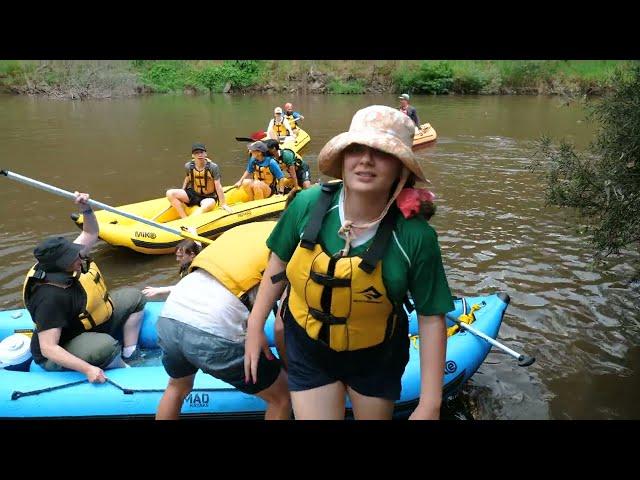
[530,63,640,268]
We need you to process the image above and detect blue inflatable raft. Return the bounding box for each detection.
[0,293,510,419]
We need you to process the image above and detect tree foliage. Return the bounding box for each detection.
[530,63,640,262]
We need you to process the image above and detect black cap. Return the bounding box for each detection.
[33,237,83,272]
[192,143,207,153]
[264,139,280,151]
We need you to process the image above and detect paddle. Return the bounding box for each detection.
[452,317,536,367]
[0,170,215,246]
[235,130,268,143]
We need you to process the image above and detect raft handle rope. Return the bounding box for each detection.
[11,377,230,401]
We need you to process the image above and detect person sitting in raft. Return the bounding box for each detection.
[264,139,312,192]
[266,107,294,143]
[234,141,286,200]
[283,102,304,132]
[141,239,202,299]
[398,93,422,134]
[166,143,232,219]
[24,192,147,383]
[155,221,291,420]
[243,105,454,420]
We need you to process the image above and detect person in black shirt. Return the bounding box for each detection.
[398,93,421,132]
[24,192,147,383]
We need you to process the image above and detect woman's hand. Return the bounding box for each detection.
[243,326,273,385]
[408,402,441,420]
[142,286,161,298]
[85,365,107,384]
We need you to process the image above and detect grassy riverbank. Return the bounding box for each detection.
[0,60,633,99]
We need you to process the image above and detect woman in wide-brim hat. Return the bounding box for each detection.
[244,105,454,420]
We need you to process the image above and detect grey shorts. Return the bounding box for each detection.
[40,287,147,371]
[156,316,282,395]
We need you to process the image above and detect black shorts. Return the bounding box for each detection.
[283,311,409,401]
[295,164,311,185]
[185,187,217,207]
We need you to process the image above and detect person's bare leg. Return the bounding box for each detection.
[199,198,217,214]
[347,386,395,420]
[291,381,346,420]
[166,189,190,219]
[122,310,144,350]
[252,181,271,200]
[255,369,291,420]
[156,375,195,420]
[240,180,255,201]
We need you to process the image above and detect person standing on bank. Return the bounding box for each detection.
[23,192,147,383]
[244,105,453,420]
[398,93,421,133]
[166,143,232,219]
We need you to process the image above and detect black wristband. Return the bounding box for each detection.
[82,209,94,215]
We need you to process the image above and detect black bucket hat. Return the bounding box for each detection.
[34,236,83,272]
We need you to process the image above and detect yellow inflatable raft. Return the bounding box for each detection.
[260,127,311,155]
[71,186,286,255]
[413,123,437,148]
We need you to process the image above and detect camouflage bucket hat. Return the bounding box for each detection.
[317,105,429,183]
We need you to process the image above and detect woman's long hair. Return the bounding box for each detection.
[176,239,202,278]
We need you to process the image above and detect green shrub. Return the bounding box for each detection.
[530,63,640,264]
[452,71,490,94]
[327,79,365,94]
[139,61,194,93]
[192,60,263,93]
[394,61,454,94]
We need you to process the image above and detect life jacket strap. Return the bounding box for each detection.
[78,310,97,329]
[310,271,351,288]
[309,307,347,325]
[271,270,287,284]
[359,205,399,274]
[299,182,341,250]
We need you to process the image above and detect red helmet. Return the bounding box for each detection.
[284,102,293,111]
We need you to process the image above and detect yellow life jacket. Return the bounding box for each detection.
[189,221,276,304]
[283,183,405,352]
[188,160,217,196]
[22,260,113,331]
[272,121,289,138]
[252,158,276,188]
[284,114,298,129]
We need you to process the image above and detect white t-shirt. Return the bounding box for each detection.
[337,187,380,248]
[160,269,253,343]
